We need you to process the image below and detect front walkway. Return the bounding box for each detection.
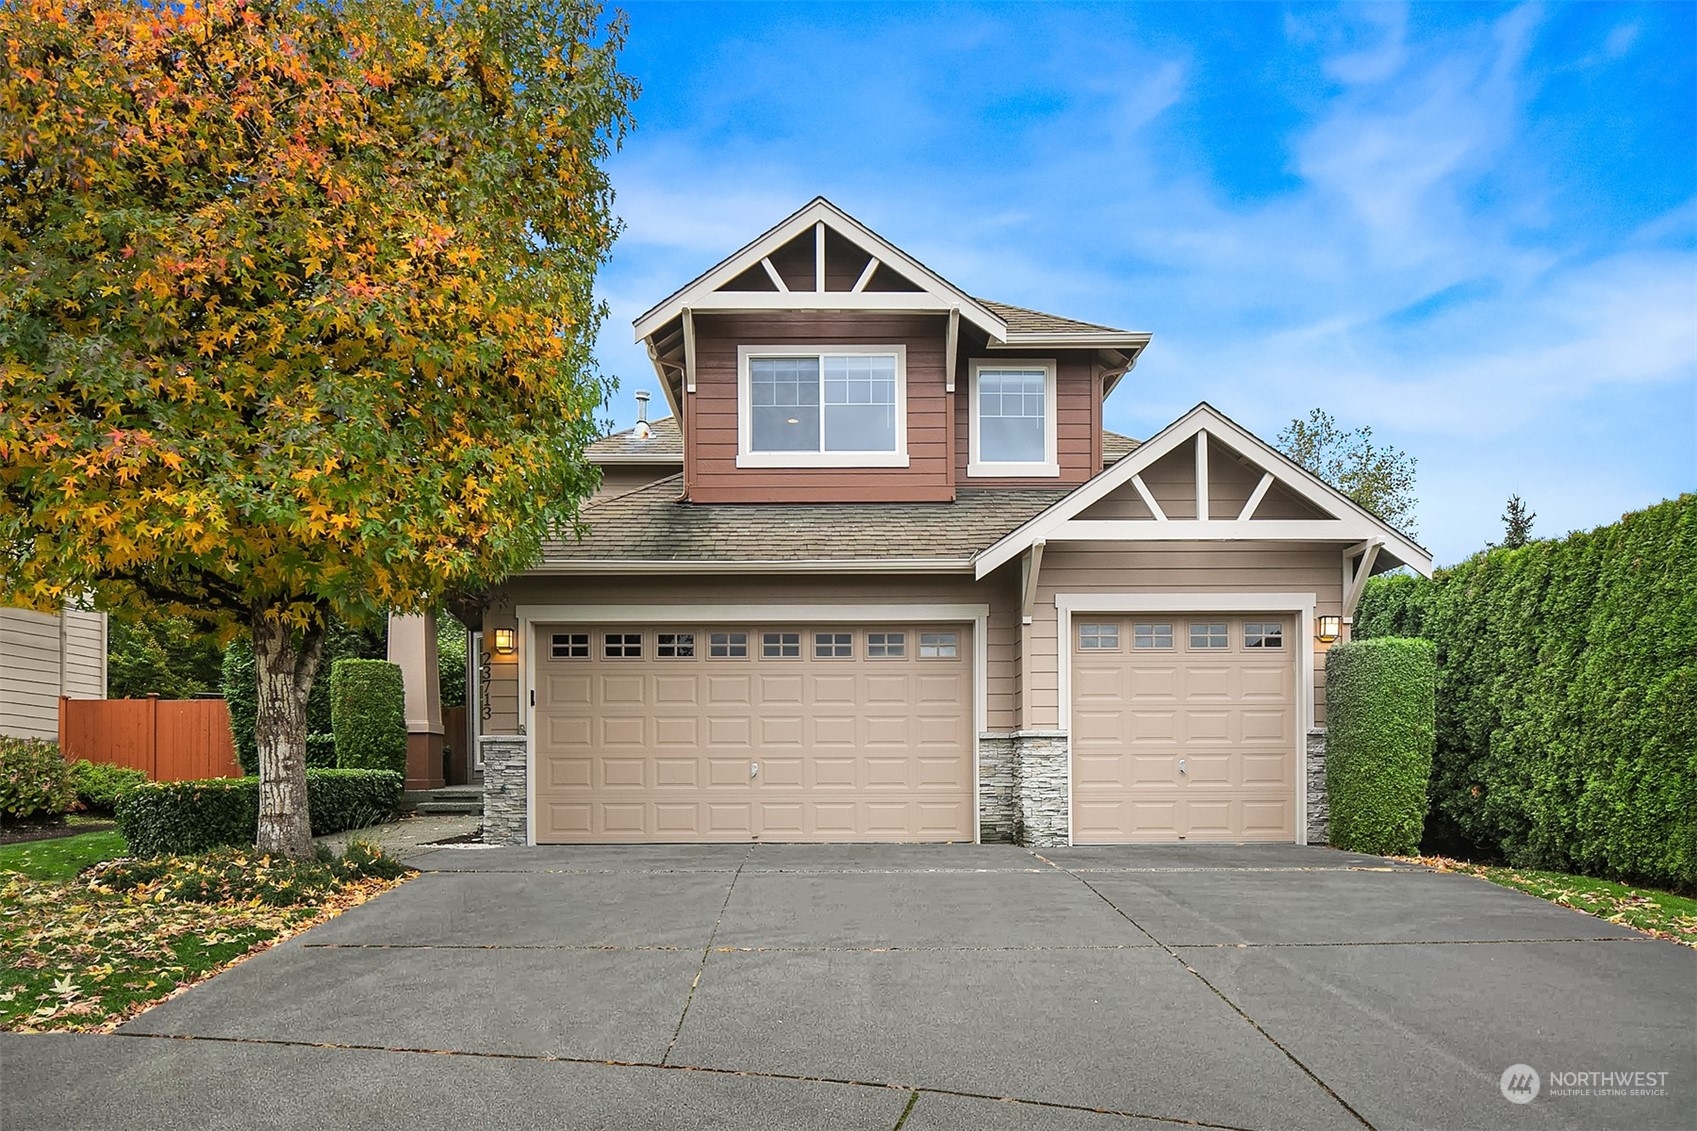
[5,844,1692,1130]
[311,814,479,860]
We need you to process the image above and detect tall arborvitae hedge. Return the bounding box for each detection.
[1354,494,1696,889]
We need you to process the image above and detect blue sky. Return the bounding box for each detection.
[589,1,1696,566]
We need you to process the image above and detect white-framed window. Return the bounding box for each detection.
[708,632,747,658]
[1132,623,1173,650]
[1189,622,1229,650]
[1078,623,1119,650]
[550,632,589,659]
[867,631,905,658]
[1245,622,1284,649]
[657,632,695,658]
[919,631,958,659]
[604,632,642,658]
[737,345,909,468]
[814,632,853,659]
[967,359,1058,477]
[762,631,801,658]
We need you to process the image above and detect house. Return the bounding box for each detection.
[474,198,1430,848]
[1,604,108,740]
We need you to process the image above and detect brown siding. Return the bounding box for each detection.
[686,312,956,503]
[954,351,1101,488]
[1027,542,1345,731]
[482,571,1020,737]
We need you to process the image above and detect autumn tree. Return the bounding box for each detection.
[1499,494,1535,548]
[0,0,635,856]
[1276,409,1419,534]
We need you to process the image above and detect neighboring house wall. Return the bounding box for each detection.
[686,313,956,504]
[0,606,109,740]
[592,464,680,502]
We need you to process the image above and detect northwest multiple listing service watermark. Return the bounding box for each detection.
[1500,1063,1673,1105]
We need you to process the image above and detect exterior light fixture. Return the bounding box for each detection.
[1316,615,1341,644]
[493,628,516,654]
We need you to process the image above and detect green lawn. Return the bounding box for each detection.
[1428,858,1697,945]
[0,830,129,881]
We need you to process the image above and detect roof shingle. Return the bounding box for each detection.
[541,478,1071,565]
[977,299,1133,337]
[586,416,683,462]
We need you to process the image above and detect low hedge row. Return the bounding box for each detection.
[115,769,403,858]
[1325,638,1437,855]
[71,760,149,815]
[0,737,76,821]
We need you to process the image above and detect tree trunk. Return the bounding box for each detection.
[252,608,326,859]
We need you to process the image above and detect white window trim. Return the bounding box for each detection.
[736,344,910,468]
[967,358,1059,478]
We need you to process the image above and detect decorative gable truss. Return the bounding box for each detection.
[976,403,1433,614]
[634,198,1012,406]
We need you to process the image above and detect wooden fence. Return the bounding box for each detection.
[59,696,244,781]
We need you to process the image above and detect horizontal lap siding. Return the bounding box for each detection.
[688,313,954,503]
[593,465,680,502]
[1027,543,1345,730]
[60,609,107,700]
[483,572,1020,736]
[0,608,62,739]
[954,352,1100,488]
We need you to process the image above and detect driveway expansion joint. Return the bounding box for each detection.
[103,1031,1268,1131]
[661,843,751,1066]
[1030,849,1380,1131]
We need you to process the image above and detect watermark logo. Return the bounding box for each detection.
[1501,1064,1541,1104]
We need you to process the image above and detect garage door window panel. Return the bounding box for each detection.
[604,632,642,658]
[1078,623,1119,650]
[815,632,853,659]
[762,632,801,658]
[1244,622,1284,649]
[1132,623,1173,650]
[867,632,906,658]
[1189,623,1228,650]
[708,632,748,659]
[657,632,696,658]
[919,632,958,659]
[551,633,589,659]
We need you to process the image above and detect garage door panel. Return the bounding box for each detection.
[535,623,972,843]
[1074,615,1296,844]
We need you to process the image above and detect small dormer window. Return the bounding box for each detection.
[968,359,1058,477]
[737,345,909,468]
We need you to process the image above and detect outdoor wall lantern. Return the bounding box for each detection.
[493,627,516,654]
[1316,615,1342,644]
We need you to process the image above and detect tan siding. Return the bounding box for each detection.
[591,464,680,502]
[1,608,64,739]
[60,609,107,700]
[687,312,956,503]
[483,572,1021,736]
[1029,543,1345,730]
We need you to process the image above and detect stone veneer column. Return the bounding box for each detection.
[1305,728,1329,845]
[1015,732,1071,847]
[480,735,529,846]
[976,735,1018,843]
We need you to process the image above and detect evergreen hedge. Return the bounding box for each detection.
[1355,494,1696,888]
[221,642,259,774]
[115,769,403,857]
[331,659,409,776]
[1325,638,1437,855]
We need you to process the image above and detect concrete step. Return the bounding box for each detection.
[413,800,484,816]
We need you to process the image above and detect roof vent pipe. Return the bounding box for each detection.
[634,389,652,439]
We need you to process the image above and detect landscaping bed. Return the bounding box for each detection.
[1410,856,1697,946]
[1,844,411,1032]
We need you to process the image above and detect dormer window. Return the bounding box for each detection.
[737,345,909,468]
[967,359,1058,477]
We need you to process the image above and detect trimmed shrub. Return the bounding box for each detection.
[115,769,403,857]
[306,733,338,769]
[1354,494,1696,889]
[221,641,259,774]
[0,737,77,821]
[70,760,148,815]
[1326,638,1437,856]
[331,659,408,776]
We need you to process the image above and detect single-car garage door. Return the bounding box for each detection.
[1071,614,1296,843]
[534,623,973,843]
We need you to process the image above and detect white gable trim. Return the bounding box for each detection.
[632,198,1008,343]
[974,402,1432,579]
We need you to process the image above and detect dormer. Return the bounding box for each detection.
[633,199,1150,504]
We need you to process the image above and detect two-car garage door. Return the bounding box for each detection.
[533,623,973,843]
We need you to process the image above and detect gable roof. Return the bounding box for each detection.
[538,477,1070,572]
[586,416,683,464]
[974,402,1432,579]
[632,197,1008,342]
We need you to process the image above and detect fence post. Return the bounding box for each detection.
[147,693,160,779]
[58,695,68,761]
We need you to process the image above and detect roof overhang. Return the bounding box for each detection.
[974,402,1433,579]
[525,558,978,576]
[632,197,1009,344]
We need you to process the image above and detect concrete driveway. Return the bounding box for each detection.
[5,844,1693,1130]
